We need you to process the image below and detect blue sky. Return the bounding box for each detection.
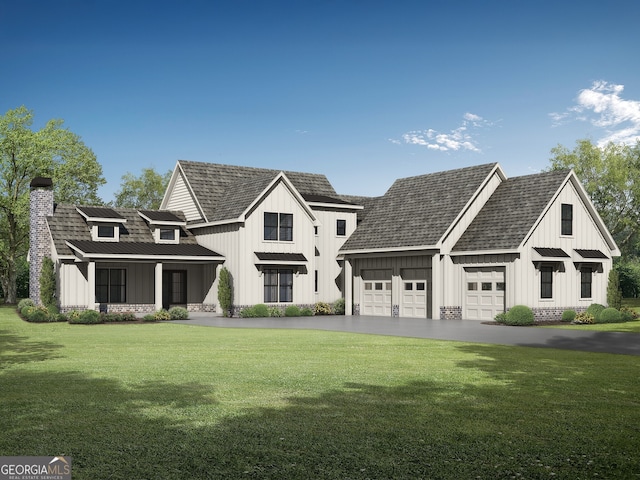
[2,0,640,202]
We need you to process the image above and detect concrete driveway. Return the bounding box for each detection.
[172,314,640,356]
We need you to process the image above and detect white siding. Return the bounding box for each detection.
[313,208,358,303]
[164,172,202,223]
[518,180,613,308]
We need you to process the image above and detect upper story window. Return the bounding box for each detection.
[561,204,573,236]
[159,228,176,241]
[336,219,346,236]
[97,225,115,238]
[264,212,293,241]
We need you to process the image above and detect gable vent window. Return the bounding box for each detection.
[561,204,573,236]
[264,212,293,242]
[97,225,115,238]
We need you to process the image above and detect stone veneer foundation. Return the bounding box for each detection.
[440,306,462,320]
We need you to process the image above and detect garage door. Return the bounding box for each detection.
[464,267,505,321]
[401,268,431,318]
[362,270,392,316]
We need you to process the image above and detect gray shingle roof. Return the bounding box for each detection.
[453,169,569,252]
[340,163,498,251]
[48,204,202,258]
[178,161,338,222]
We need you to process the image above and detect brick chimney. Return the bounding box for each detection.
[29,177,54,305]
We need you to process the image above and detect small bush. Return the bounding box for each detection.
[55,313,68,322]
[597,307,622,324]
[314,302,332,315]
[103,313,123,323]
[284,305,301,317]
[333,298,345,315]
[252,304,270,317]
[573,312,595,324]
[69,310,102,324]
[154,309,171,321]
[561,309,577,323]
[21,305,35,318]
[505,305,534,326]
[586,303,606,320]
[494,312,507,324]
[268,306,283,317]
[143,314,156,322]
[17,298,35,311]
[300,307,314,316]
[239,306,257,318]
[27,307,52,323]
[620,306,638,322]
[120,312,137,322]
[169,306,189,320]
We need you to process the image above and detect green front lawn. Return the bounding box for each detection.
[1,306,639,479]
[541,319,640,333]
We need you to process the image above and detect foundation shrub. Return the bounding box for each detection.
[169,306,189,320]
[561,309,577,322]
[314,302,332,315]
[69,310,102,324]
[143,314,156,322]
[494,312,507,324]
[504,305,534,326]
[284,305,301,317]
[154,309,171,321]
[253,304,270,318]
[586,303,606,320]
[268,306,283,317]
[300,307,314,316]
[596,307,622,324]
[17,298,34,311]
[333,298,346,315]
[573,312,595,324]
[27,307,52,323]
[67,310,82,322]
[620,306,638,322]
[21,305,35,318]
[239,307,256,318]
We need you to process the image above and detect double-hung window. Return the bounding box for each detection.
[264,212,293,241]
[264,268,293,303]
[540,266,553,299]
[581,268,592,299]
[336,219,346,236]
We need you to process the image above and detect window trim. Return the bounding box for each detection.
[94,224,119,242]
[540,266,553,299]
[264,268,294,303]
[264,212,293,242]
[96,268,127,303]
[561,203,573,236]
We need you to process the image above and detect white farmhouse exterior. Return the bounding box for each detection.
[29,160,619,321]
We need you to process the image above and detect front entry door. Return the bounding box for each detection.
[162,270,187,310]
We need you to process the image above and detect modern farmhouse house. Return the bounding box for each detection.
[29,161,619,321]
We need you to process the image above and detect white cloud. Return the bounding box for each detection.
[550,81,640,146]
[394,113,491,152]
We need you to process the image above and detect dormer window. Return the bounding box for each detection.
[159,229,176,241]
[98,225,116,238]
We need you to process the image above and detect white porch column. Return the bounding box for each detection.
[155,262,163,311]
[344,259,353,316]
[87,261,96,311]
[431,253,441,319]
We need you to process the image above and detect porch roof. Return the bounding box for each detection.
[66,240,224,261]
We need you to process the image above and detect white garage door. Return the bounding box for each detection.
[464,267,505,321]
[401,268,431,318]
[362,270,392,316]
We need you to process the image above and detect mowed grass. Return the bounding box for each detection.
[1,306,639,479]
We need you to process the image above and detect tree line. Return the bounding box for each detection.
[2,105,640,303]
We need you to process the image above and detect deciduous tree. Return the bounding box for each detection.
[112,167,172,209]
[0,106,104,303]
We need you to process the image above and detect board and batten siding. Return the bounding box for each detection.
[312,208,358,303]
[518,180,612,308]
[164,172,202,223]
[58,261,89,307]
[194,180,317,307]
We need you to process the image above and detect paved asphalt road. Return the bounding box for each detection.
[173,314,640,356]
